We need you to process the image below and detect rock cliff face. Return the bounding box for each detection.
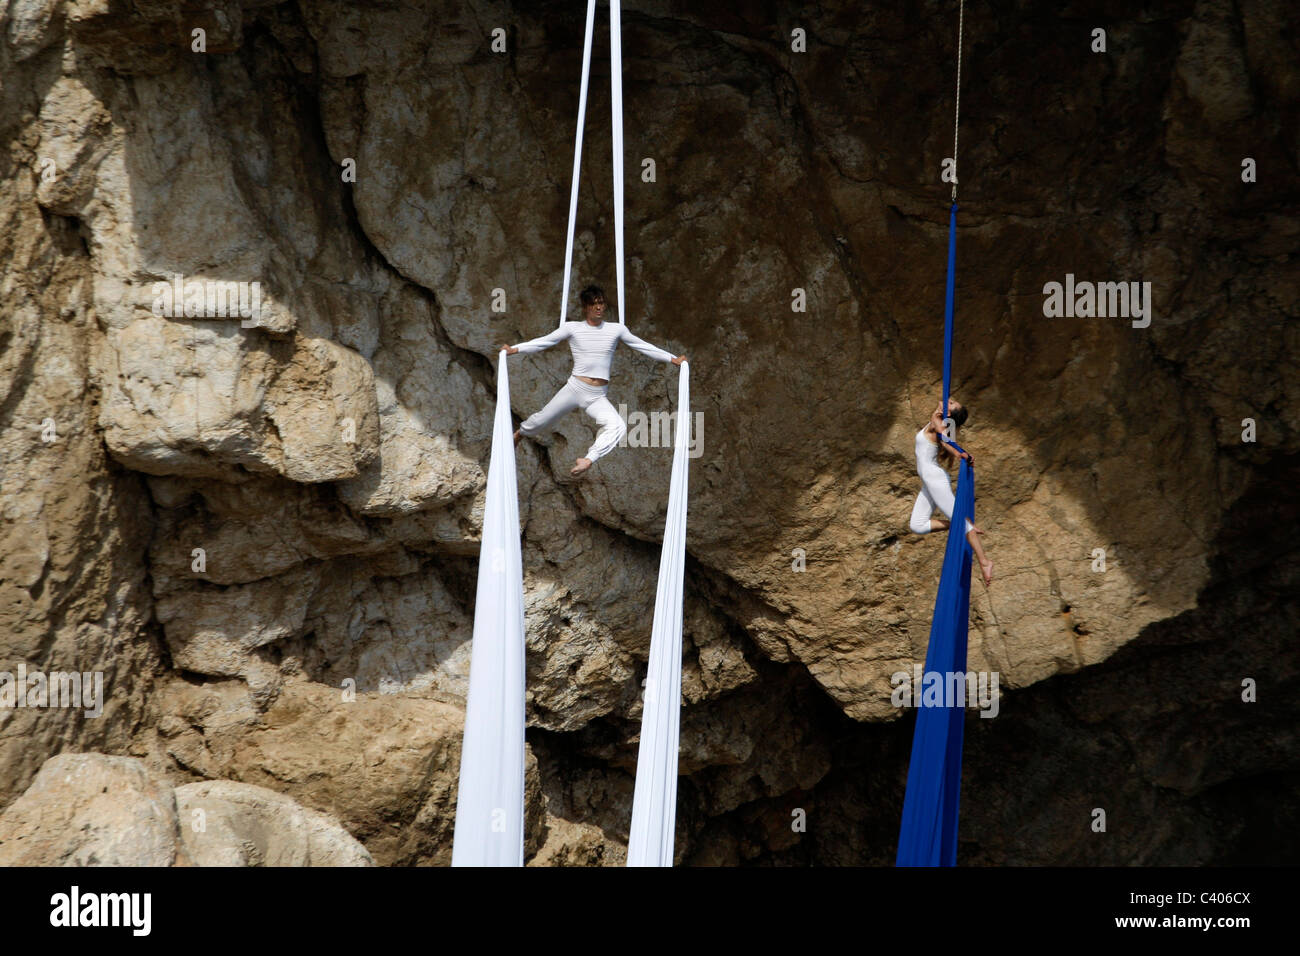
[0,753,374,865]
[1,0,1296,864]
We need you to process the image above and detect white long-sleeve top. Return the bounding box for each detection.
[915,428,974,533]
[513,321,675,380]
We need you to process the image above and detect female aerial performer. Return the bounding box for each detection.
[909,398,994,586]
[500,285,687,477]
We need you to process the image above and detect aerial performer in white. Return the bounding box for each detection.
[909,398,994,586]
[500,285,687,477]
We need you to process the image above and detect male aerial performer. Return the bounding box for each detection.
[500,285,687,476]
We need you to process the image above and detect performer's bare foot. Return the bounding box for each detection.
[965,525,992,586]
[570,457,592,476]
[513,429,522,445]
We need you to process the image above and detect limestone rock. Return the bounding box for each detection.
[0,753,189,866]
[153,677,470,866]
[175,780,374,866]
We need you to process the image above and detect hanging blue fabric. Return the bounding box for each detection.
[938,202,968,458]
[896,458,974,866]
[941,202,958,418]
[896,200,973,867]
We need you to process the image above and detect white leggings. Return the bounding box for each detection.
[909,458,974,535]
[519,376,627,463]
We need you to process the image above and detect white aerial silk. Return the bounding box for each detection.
[450,355,526,867]
[627,363,691,866]
[559,0,597,326]
[610,0,626,325]
[606,0,693,868]
[559,0,627,328]
[453,0,689,868]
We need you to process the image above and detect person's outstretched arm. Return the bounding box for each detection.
[502,324,573,355]
[618,324,685,364]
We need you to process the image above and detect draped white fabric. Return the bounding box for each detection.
[450,355,526,867]
[559,0,596,327]
[627,363,691,867]
[610,0,626,324]
[453,0,688,869]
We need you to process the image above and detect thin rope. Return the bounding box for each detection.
[951,0,964,202]
[940,0,965,435]
[559,0,597,326]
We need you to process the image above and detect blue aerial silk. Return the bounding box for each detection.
[896,458,974,866]
[896,201,973,867]
[941,202,958,419]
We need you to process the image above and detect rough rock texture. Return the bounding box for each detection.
[0,753,190,865]
[0,0,1296,864]
[0,752,374,866]
[154,678,478,865]
[175,780,375,865]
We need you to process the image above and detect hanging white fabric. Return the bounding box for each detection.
[559,0,627,326]
[600,0,691,868]
[610,0,626,324]
[453,0,689,868]
[559,0,597,326]
[627,363,691,866]
[451,354,526,867]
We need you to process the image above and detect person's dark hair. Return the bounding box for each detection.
[937,402,970,469]
[579,285,606,306]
